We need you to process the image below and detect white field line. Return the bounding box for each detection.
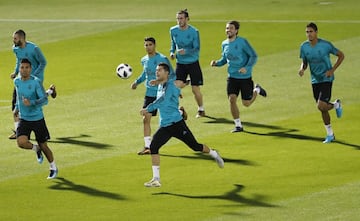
[0,18,359,23]
[0,100,11,110]
[0,106,11,110]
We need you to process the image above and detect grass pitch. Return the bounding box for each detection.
[0,0,360,220]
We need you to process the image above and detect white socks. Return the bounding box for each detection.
[234,118,242,127]
[152,166,160,180]
[144,136,152,148]
[325,124,334,136]
[50,161,57,170]
[32,144,39,152]
[209,149,218,159]
[14,121,19,131]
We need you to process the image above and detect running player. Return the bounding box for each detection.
[298,22,344,143]
[210,20,267,133]
[14,58,58,179]
[170,9,205,118]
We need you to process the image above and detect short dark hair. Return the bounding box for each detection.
[144,37,156,44]
[306,22,318,32]
[227,20,240,30]
[158,62,170,74]
[20,58,31,66]
[177,9,189,18]
[14,29,26,39]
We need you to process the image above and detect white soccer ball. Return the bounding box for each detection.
[116,63,133,79]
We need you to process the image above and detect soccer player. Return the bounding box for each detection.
[9,29,57,139]
[141,63,224,187]
[210,20,267,133]
[14,58,58,179]
[131,37,187,155]
[298,22,344,143]
[170,9,205,118]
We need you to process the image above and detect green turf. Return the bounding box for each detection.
[0,0,360,220]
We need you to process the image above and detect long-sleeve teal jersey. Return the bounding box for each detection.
[170,25,200,64]
[299,38,338,84]
[14,76,48,121]
[135,52,175,97]
[146,81,182,127]
[13,41,47,82]
[215,36,257,79]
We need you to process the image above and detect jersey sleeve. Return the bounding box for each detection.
[31,79,48,106]
[13,48,20,75]
[165,57,176,81]
[328,41,339,55]
[135,70,146,84]
[169,28,176,54]
[32,47,47,78]
[185,29,200,55]
[215,43,228,66]
[243,39,257,69]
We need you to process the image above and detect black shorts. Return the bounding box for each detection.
[227,77,254,100]
[17,118,50,143]
[150,120,203,154]
[312,82,332,103]
[143,96,157,116]
[175,61,203,86]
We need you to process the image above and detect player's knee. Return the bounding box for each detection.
[149,146,159,154]
[228,95,237,103]
[242,100,251,107]
[150,149,159,154]
[175,80,186,88]
[191,85,201,94]
[191,143,203,152]
[317,101,328,111]
[16,138,26,149]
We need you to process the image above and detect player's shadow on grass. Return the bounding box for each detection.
[160,153,257,166]
[49,177,125,201]
[332,140,360,150]
[153,184,277,208]
[203,115,234,124]
[204,116,288,131]
[245,129,322,142]
[48,134,113,149]
[244,129,360,150]
[203,116,360,149]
